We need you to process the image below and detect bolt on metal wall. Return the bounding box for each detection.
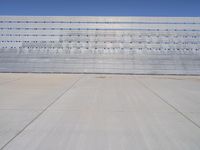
[0,16,200,74]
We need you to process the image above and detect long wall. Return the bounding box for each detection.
[0,16,200,74]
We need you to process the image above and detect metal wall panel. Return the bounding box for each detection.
[0,16,200,74]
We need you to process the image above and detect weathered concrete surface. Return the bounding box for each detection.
[0,73,200,150]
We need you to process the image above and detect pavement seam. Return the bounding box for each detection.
[0,75,85,150]
[134,77,200,129]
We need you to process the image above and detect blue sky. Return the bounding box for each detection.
[0,0,199,16]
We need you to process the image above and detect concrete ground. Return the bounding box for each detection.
[0,73,200,150]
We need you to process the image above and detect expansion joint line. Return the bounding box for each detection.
[134,77,200,129]
[0,75,85,150]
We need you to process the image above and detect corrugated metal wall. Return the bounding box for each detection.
[0,16,200,74]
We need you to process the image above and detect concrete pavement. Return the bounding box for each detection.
[0,73,200,150]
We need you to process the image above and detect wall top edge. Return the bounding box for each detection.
[0,16,200,23]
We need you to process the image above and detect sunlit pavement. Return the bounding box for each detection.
[0,73,200,150]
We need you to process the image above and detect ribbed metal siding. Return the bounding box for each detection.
[0,16,200,74]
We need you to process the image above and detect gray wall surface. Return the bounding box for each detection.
[0,16,200,74]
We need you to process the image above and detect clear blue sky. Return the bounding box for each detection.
[0,0,199,17]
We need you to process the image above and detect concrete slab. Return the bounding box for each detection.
[0,74,82,110]
[0,110,40,148]
[0,73,82,148]
[0,73,24,85]
[0,74,200,150]
[138,76,200,124]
